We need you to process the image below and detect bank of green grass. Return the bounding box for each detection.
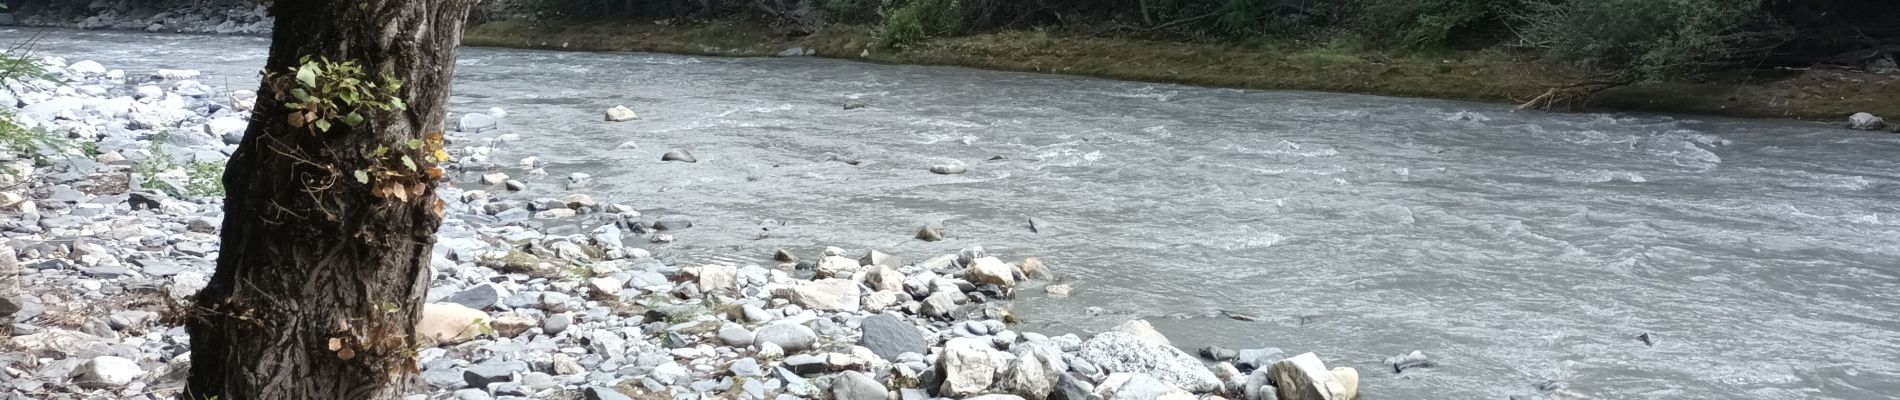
[464,19,1900,122]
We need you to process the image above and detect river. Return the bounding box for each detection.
[19,29,1900,399]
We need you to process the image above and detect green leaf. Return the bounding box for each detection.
[295,67,317,88]
[285,102,304,110]
[401,155,417,171]
[372,145,388,156]
[405,139,423,149]
[343,112,365,127]
[291,88,312,102]
[353,170,369,184]
[314,119,332,132]
[388,97,406,111]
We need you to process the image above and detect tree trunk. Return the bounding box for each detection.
[185,1,474,399]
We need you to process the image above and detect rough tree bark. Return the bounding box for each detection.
[185,1,475,399]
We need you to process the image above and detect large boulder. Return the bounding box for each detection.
[1848,112,1887,131]
[416,302,490,344]
[1077,332,1220,393]
[859,313,927,361]
[939,337,998,396]
[67,60,107,77]
[1266,353,1350,400]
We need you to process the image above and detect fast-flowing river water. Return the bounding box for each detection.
[22,29,1900,399]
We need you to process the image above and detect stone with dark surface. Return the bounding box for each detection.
[443,284,505,310]
[859,313,927,361]
[585,386,633,400]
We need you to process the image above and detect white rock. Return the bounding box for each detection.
[105,69,125,80]
[605,105,638,122]
[1848,112,1887,130]
[458,112,498,133]
[938,337,998,396]
[697,264,738,294]
[1267,353,1348,400]
[415,302,489,344]
[999,349,1061,399]
[816,255,861,279]
[587,276,623,297]
[778,278,861,312]
[1077,331,1220,393]
[71,356,142,388]
[134,85,164,100]
[1113,319,1170,347]
[155,69,201,79]
[67,60,107,77]
[488,106,508,119]
[204,117,248,136]
[966,256,1016,287]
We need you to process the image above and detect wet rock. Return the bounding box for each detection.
[930,164,968,175]
[505,179,526,191]
[939,337,998,396]
[1236,348,1284,372]
[1200,346,1239,362]
[965,256,1016,287]
[654,215,693,231]
[755,323,818,353]
[71,356,141,388]
[1044,284,1073,297]
[661,149,697,163]
[1331,367,1359,400]
[1383,351,1433,373]
[774,248,799,263]
[843,99,868,110]
[417,302,489,344]
[1077,331,1220,392]
[1848,112,1886,130]
[916,225,944,242]
[605,105,638,122]
[859,313,927,361]
[481,173,508,185]
[833,370,887,400]
[1267,353,1348,400]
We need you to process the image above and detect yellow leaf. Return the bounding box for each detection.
[328,337,344,351]
[337,347,356,360]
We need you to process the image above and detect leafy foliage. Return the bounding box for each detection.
[878,0,965,49]
[133,131,225,199]
[1511,0,1786,81]
[270,56,407,134]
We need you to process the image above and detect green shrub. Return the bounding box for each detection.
[1512,0,1786,81]
[878,0,963,49]
[1349,0,1525,50]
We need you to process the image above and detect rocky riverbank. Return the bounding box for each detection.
[0,53,1430,400]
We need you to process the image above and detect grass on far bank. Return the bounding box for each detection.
[464,19,1900,122]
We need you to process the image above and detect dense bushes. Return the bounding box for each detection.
[488,0,1895,80]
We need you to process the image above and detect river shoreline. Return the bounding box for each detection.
[460,19,1900,125]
